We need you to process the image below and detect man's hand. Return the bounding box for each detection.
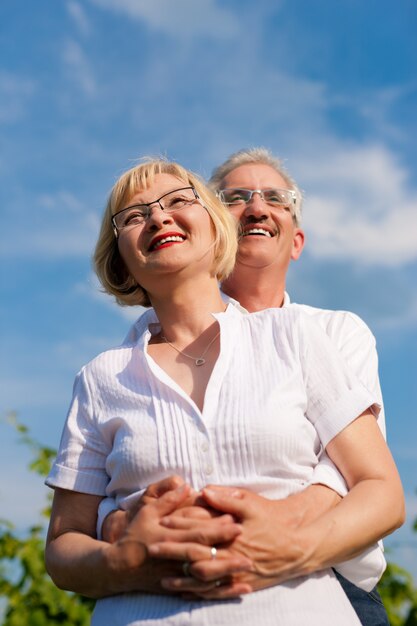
[148,484,341,599]
[103,479,341,599]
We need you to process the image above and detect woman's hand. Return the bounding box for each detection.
[107,484,247,595]
[102,475,219,543]
[102,475,187,543]
[45,483,245,598]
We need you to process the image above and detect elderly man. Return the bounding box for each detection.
[205,148,389,625]
[99,148,390,626]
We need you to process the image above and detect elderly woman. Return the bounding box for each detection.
[45,159,404,626]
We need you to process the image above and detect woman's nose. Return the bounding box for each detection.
[145,204,175,230]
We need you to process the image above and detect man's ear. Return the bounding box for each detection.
[291,228,305,261]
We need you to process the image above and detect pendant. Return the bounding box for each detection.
[195,358,205,366]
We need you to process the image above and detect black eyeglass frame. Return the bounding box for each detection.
[111,186,200,237]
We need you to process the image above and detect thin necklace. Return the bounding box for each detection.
[160,330,220,367]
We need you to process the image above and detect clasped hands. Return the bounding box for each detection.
[103,477,335,599]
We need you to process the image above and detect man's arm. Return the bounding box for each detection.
[149,413,404,599]
[101,479,342,600]
[102,480,340,544]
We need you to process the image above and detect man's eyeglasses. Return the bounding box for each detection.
[112,187,200,236]
[218,188,296,209]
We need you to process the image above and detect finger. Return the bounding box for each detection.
[131,484,191,525]
[149,542,230,563]
[202,487,249,518]
[182,581,252,600]
[161,576,224,594]
[190,556,252,582]
[144,475,186,499]
[161,521,242,548]
[161,513,235,529]
[170,506,214,521]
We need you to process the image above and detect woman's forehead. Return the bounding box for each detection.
[123,173,182,205]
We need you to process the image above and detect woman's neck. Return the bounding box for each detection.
[149,275,225,343]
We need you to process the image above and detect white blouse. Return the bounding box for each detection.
[47,304,377,501]
[46,305,378,626]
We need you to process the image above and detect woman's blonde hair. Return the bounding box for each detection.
[94,158,238,307]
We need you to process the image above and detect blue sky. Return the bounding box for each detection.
[1,0,416,580]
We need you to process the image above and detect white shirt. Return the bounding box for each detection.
[81,292,386,590]
[47,305,378,625]
[226,293,388,589]
[244,292,386,494]
[121,293,387,580]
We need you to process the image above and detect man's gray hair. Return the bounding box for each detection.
[209,147,303,225]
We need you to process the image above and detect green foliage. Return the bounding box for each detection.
[378,562,417,626]
[5,412,56,481]
[0,413,94,625]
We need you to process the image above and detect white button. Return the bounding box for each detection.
[201,442,209,452]
[205,465,213,475]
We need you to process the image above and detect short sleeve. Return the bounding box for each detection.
[297,314,380,448]
[309,452,348,496]
[329,311,386,439]
[45,368,110,495]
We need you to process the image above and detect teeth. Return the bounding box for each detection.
[152,236,184,249]
[243,228,272,237]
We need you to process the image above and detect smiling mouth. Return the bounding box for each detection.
[242,228,272,238]
[149,235,186,251]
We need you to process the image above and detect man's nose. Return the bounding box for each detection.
[244,191,269,218]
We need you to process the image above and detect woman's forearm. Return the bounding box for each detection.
[45,532,133,597]
[45,484,246,598]
[46,530,190,598]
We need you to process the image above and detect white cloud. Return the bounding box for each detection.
[1,374,70,411]
[375,293,417,331]
[0,71,36,123]
[75,273,146,322]
[89,0,239,39]
[67,0,91,36]
[62,39,97,96]
[298,144,417,267]
[1,191,100,258]
[39,190,86,213]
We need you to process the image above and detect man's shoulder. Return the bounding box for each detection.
[287,302,376,348]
